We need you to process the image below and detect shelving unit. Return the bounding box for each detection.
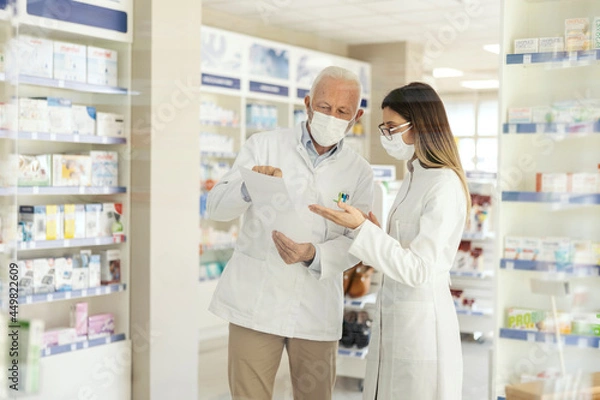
[0,0,134,397]
[495,2,600,398]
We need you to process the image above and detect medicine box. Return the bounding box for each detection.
[520,237,541,261]
[71,264,89,290]
[33,258,52,294]
[42,327,77,348]
[87,46,118,87]
[72,105,96,136]
[514,38,538,54]
[88,254,101,288]
[88,313,115,339]
[32,97,72,134]
[52,154,91,187]
[594,17,600,49]
[64,204,76,239]
[45,204,62,241]
[508,107,532,124]
[85,204,102,238]
[54,257,72,292]
[100,202,124,240]
[531,106,554,123]
[535,173,569,193]
[570,172,598,193]
[538,37,564,53]
[17,259,34,295]
[19,205,46,241]
[96,112,125,137]
[19,98,49,133]
[53,41,86,83]
[70,302,88,336]
[18,154,52,187]
[540,237,571,263]
[90,151,119,187]
[100,249,121,284]
[504,236,523,259]
[16,35,54,79]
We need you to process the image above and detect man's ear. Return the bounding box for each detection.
[354,109,365,123]
[304,95,312,118]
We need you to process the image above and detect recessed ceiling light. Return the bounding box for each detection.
[483,44,500,54]
[460,79,499,89]
[432,68,464,78]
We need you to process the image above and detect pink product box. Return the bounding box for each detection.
[88,313,115,339]
[42,327,77,348]
[70,302,88,336]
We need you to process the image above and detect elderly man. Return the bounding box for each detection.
[207,66,373,400]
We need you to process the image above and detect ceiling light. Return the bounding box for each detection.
[483,44,500,54]
[432,68,464,78]
[460,79,499,89]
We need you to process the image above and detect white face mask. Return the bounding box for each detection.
[308,110,353,147]
[380,132,415,160]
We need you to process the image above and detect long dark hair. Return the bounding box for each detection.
[382,82,470,213]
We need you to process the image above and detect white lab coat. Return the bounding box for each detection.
[207,124,373,341]
[349,159,466,400]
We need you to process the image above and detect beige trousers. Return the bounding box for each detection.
[228,323,338,400]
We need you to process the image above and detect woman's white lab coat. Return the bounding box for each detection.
[349,159,466,400]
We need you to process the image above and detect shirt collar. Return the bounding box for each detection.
[301,121,343,156]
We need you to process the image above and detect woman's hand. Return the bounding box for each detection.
[367,211,381,228]
[309,200,367,229]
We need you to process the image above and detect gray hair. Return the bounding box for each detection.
[309,66,362,112]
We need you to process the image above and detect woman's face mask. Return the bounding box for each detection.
[379,124,415,160]
[308,110,354,147]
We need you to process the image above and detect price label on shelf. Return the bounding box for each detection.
[58,80,65,88]
[506,261,514,270]
[105,336,112,344]
[578,337,589,348]
[28,241,36,249]
[509,124,517,134]
[560,193,570,204]
[65,292,71,300]
[79,186,85,194]
[74,135,80,143]
[95,287,101,296]
[83,341,89,349]
[44,347,51,356]
[523,54,532,64]
[50,133,56,141]
[32,186,39,194]
[569,52,578,62]
[70,343,77,352]
[47,293,53,301]
[31,132,38,140]
[104,286,111,294]
[95,238,101,245]
[81,289,88,297]
[102,136,108,144]
[25,296,32,304]
[103,187,110,194]
[526,332,536,342]
[556,124,566,134]
[536,123,545,134]
[64,240,70,247]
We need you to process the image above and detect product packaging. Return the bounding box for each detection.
[15,35,54,78]
[74,204,86,239]
[68,255,89,290]
[514,38,539,54]
[520,237,541,261]
[571,313,600,336]
[54,257,72,292]
[570,240,596,265]
[18,98,49,133]
[42,327,78,348]
[531,106,554,123]
[33,258,53,294]
[17,259,34,295]
[538,37,565,53]
[19,205,46,241]
[96,112,124,137]
[508,107,532,123]
[45,204,62,241]
[540,237,571,263]
[504,236,523,259]
[72,105,96,136]
[535,173,569,192]
[16,319,44,393]
[594,17,600,49]
[100,249,121,284]
[100,203,124,241]
[87,46,118,86]
[507,308,571,334]
[64,204,76,239]
[37,97,72,134]
[88,313,115,339]
[53,41,86,82]
[569,173,598,193]
[85,204,102,238]
[90,151,119,186]
[88,254,101,288]
[52,155,92,187]
[565,18,591,51]
[18,154,52,187]
[70,302,88,336]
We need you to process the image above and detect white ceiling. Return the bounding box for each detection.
[202,0,502,93]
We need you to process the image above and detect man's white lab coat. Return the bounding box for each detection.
[350,159,466,400]
[207,124,373,341]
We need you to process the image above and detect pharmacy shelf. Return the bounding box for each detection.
[199,121,240,128]
[338,346,369,359]
[500,259,599,276]
[502,191,600,205]
[462,231,495,241]
[502,121,600,135]
[9,130,127,144]
[41,333,127,357]
[200,242,236,252]
[0,73,133,95]
[498,397,506,400]
[14,186,127,195]
[499,328,600,349]
[18,236,125,251]
[505,50,600,65]
[20,283,127,305]
[200,151,238,159]
[456,308,493,317]
[450,270,494,279]
[343,292,377,308]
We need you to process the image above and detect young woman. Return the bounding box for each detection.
[310,82,470,400]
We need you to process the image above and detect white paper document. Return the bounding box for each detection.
[239,167,311,243]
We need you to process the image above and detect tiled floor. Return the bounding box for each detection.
[198,335,492,400]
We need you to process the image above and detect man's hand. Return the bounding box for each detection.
[272,231,315,265]
[252,166,282,177]
[309,200,367,229]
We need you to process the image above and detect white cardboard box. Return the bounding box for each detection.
[53,41,86,82]
[16,36,54,79]
[90,151,119,186]
[514,38,539,54]
[54,257,72,292]
[87,46,118,87]
[72,105,96,136]
[100,249,121,284]
[96,112,124,137]
[538,37,565,53]
[89,254,101,288]
[100,203,124,240]
[19,98,49,133]
[85,204,102,238]
[508,107,532,123]
[52,155,91,187]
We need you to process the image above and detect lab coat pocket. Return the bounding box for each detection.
[392,301,437,361]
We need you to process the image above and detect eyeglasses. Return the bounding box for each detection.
[378,121,412,140]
